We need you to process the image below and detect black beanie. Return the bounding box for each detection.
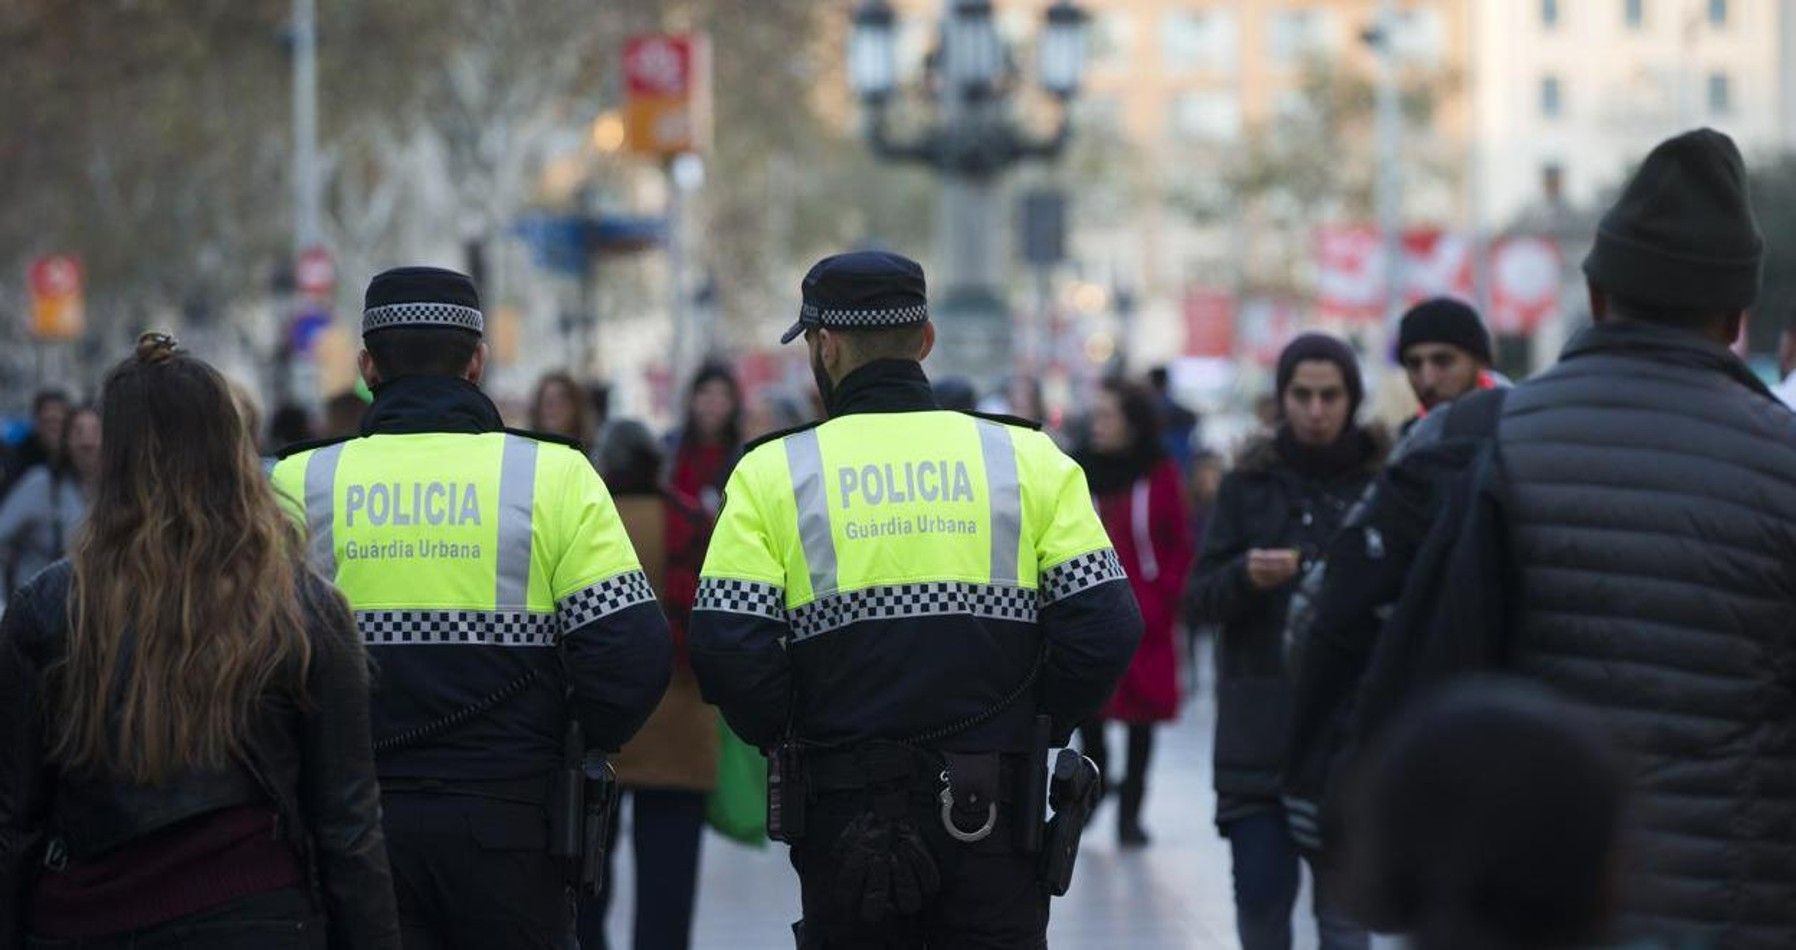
[1277,333,1364,416]
[1399,297,1492,364]
[1583,128,1763,312]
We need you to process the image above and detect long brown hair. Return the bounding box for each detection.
[50,333,313,783]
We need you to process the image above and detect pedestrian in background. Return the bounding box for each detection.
[1147,366,1200,475]
[320,390,366,440]
[1186,333,1384,950]
[1340,679,1627,950]
[1394,297,1500,437]
[530,370,597,448]
[268,402,315,451]
[0,405,98,596]
[580,420,717,950]
[666,362,742,517]
[1074,377,1193,848]
[0,333,400,949]
[0,389,71,502]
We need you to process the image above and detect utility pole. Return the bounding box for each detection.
[293,0,321,254]
[1373,0,1405,333]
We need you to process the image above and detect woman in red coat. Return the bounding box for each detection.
[1075,377,1195,847]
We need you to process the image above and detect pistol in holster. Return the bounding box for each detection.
[1039,747,1101,897]
[548,722,620,898]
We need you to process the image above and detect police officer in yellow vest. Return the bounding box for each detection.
[272,267,671,950]
[691,251,1143,948]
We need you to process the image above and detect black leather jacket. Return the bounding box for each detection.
[0,562,401,950]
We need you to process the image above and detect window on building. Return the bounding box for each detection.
[1091,12,1137,71]
[1542,0,1559,29]
[1169,91,1242,142]
[1709,72,1732,114]
[1542,163,1566,205]
[1269,9,1337,65]
[1402,8,1446,64]
[1541,75,1564,118]
[1624,0,1645,29]
[1163,10,1238,73]
[1709,0,1728,26]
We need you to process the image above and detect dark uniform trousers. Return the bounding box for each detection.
[382,791,577,950]
[790,791,1048,950]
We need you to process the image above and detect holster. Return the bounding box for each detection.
[1039,749,1101,897]
[767,741,808,843]
[578,754,619,898]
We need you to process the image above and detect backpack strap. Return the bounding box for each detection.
[1441,387,1510,441]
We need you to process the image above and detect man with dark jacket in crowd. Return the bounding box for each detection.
[1187,333,1384,950]
[1395,297,1498,437]
[1473,129,1796,946]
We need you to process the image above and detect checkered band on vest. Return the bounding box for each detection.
[1040,548,1127,605]
[558,570,656,630]
[356,609,558,647]
[786,581,1040,642]
[695,577,786,621]
[800,303,929,331]
[362,302,485,335]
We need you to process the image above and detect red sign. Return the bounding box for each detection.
[1182,289,1235,357]
[296,246,335,300]
[1488,237,1562,334]
[1316,227,1473,322]
[27,255,84,342]
[296,246,335,298]
[624,35,696,97]
[622,34,710,157]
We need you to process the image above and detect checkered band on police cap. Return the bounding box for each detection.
[779,250,928,344]
[361,265,484,337]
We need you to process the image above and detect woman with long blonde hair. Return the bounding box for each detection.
[0,334,399,948]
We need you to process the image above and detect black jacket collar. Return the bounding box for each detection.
[829,360,938,417]
[362,375,505,436]
[1563,319,1774,400]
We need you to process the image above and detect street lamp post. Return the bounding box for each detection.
[848,0,1088,383]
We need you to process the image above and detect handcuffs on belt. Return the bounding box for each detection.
[937,753,1002,843]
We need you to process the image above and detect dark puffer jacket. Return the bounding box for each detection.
[1186,429,1387,823]
[1497,320,1796,948]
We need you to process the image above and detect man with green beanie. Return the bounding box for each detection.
[1469,128,1796,946]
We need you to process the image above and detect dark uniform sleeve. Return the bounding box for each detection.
[1030,438,1143,745]
[552,458,674,753]
[689,462,793,749]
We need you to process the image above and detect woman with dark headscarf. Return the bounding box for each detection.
[1186,333,1386,950]
[1074,377,1194,847]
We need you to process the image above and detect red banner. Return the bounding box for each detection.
[1316,226,1473,322]
[1488,236,1562,334]
[1182,288,1235,357]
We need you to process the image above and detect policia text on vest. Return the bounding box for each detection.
[270,265,671,950]
[690,359,1143,945]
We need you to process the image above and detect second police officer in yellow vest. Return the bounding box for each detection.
[691,251,1143,948]
[272,267,671,950]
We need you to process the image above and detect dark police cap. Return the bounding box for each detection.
[779,250,928,345]
[362,266,484,337]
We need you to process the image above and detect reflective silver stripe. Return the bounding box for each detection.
[976,421,1022,586]
[356,609,557,647]
[303,443,345,576]
[784,429,838,597]
[557,570,656,632]
[494,436,540,609]
[787,581,1039,642]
